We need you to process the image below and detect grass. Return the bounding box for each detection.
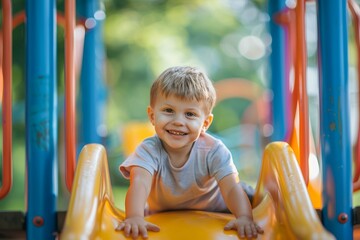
[112,185,128,210]
[354,191,360,206]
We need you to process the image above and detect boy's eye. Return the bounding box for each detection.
[185,112,196,118]
[163,108,173,113]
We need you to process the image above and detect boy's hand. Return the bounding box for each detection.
[224,215,264,239]
[116,216,160,239]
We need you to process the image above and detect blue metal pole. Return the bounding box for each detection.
[268,0,288,141]
[317,0,353,238]
[25,1,58,239]
[77,0,107,151]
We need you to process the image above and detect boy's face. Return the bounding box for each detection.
[147,93,213,154]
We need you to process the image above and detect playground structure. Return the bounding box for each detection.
[0,0,360,239]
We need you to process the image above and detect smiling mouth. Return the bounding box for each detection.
[167,130,187,136]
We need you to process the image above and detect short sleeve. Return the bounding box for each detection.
[207,140,238,182]
[119,137,160,179]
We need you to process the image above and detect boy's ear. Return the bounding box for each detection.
[202,114,213,132]
[147,106,155,125]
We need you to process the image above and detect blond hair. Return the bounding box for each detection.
[150,66,216,113]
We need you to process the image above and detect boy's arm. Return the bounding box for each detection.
[126,166,152,217]
[218,173,263,238]
[116,166,160,238]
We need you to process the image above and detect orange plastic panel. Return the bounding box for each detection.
[122,122,155,157]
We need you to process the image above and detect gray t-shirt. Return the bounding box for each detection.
[119,133,238,214]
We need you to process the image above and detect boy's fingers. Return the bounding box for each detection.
[224,219,264,237]
[147,223,160,232]
[256,225,264,233]
[124,224,131,237]
[139,225,148,238]
[237,225,245,238]
[223,220,234,230]
[250,224,259,234]
[248,225,256,237]
[131,224,139,238]
[116,222,125,231]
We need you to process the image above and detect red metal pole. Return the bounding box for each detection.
[0,0,13,199]
[65,0,77,192]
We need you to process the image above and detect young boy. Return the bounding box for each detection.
[117,66,263,239]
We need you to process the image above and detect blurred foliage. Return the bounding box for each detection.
[102,0,270,132]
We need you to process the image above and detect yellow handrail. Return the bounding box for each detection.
[253,142,332,239]
[61,144,124,239]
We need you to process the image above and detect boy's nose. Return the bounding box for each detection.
[172,114,185,125]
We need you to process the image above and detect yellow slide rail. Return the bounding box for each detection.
[61,142,334,239]
[253,142,334,239]
[61,144,125,239]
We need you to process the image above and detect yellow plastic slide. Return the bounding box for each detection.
[60,142,334,239]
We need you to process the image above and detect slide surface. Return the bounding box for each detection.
[60,142,334,239]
